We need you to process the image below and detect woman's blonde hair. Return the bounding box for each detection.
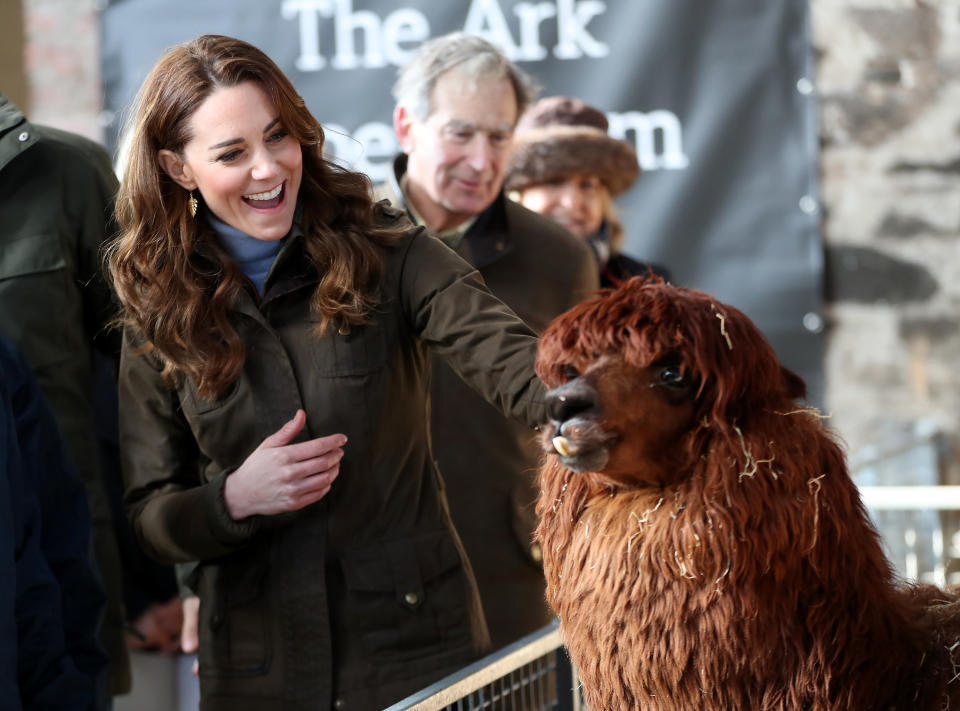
[108,34,401,398]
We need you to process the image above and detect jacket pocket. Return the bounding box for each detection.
[176,374,255,469]
[340,531,474,661]
[0,232,67,280]
[181,375,242,415]
[196,548,272,678]
[311,320,388,377]
[0,232,72,369]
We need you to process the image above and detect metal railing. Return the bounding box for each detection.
[851,423,960,586]
[858,486,960,511]
[384,620,583,711]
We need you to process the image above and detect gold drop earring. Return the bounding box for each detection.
[188,190,198,218]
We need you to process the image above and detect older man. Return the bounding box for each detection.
[375,33,599,649]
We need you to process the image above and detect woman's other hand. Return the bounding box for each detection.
[223,409,345,519]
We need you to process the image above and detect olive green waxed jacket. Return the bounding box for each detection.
[0,94,129,697]
[118,205,546,711]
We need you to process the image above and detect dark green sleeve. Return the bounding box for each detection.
[118,332,260,563]
[398,230,547,428]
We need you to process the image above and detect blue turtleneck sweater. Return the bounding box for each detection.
[207,211,285,297]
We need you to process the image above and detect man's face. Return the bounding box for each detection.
[398,70,518,231]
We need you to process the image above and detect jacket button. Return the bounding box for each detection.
[495,240,505,251]
[530,543,543,563]
[18,131,29,142]
[333,699,345,709]
[403,592,420,606]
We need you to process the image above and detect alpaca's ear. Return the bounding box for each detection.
[781,366,807,400]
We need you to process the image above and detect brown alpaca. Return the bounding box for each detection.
[534,277,960,711]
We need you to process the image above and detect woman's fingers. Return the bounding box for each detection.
[280,433,347,464]
[282,448,344,481]
[226,412,347,518]
[257,409,307,450]
[281,457,341,507]
[289,480,336,510]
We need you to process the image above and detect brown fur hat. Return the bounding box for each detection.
[505,96,640,195]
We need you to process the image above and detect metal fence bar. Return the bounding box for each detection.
[554,646,577,711]
[384,620,575,711]
[859,486,960,510]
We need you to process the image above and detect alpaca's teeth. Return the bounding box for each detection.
[553,436,574,457]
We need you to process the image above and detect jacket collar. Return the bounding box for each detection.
[0,93,39,173]
[387,153,515,269]
[206,211,317,319]
[261,217,318,306]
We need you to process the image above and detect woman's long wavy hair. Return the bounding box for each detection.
[108,34,401,398]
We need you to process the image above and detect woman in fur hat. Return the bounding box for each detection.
[505,96,669,287]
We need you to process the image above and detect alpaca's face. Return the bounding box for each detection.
[541,353,699,487]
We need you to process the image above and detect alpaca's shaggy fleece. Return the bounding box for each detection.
[534,278,960,711]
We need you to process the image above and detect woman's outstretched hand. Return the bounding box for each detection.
[223,409,346,519]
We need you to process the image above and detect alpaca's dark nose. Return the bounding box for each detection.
[546,382,596,423]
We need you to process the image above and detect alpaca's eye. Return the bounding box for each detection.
[658,365,688,390]
[563,364,580,381]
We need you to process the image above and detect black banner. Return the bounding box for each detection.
[101,0,824,401]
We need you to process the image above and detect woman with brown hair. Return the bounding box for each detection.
[108,34,544,710]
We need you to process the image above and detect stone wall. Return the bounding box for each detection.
[18,0,960,476]
[814,0,960,481]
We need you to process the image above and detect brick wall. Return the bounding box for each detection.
[24,0,105,141]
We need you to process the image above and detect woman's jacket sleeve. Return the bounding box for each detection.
[118,331,260,563]
[398,229,548,429]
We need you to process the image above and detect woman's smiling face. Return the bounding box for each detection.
[517,173,607,240]
[159,81,303,241]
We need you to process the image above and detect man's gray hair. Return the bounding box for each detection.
[393,32,538,124]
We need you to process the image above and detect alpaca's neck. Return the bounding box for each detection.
[538,473,941,711]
